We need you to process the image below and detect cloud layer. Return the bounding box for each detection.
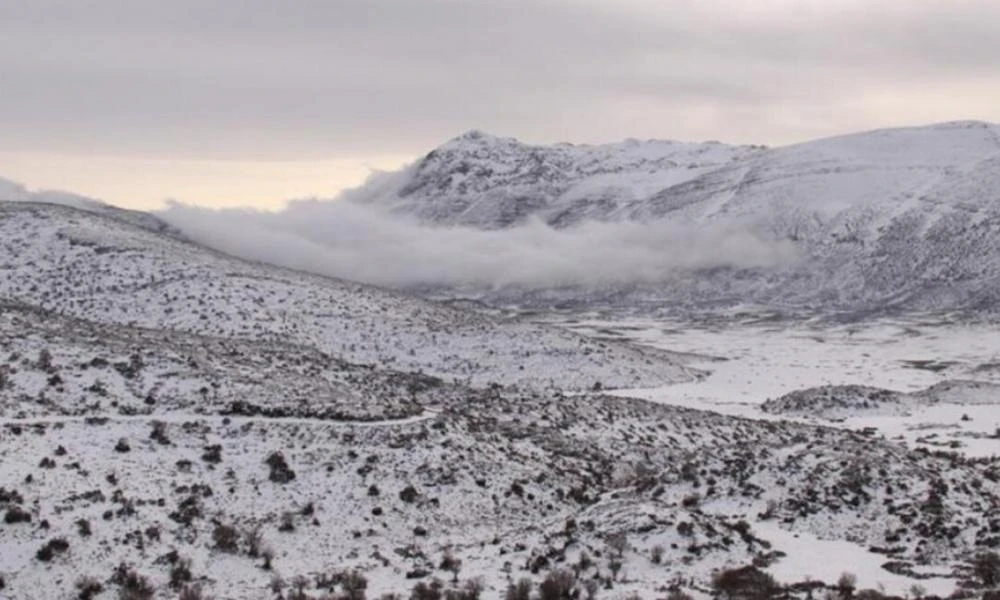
[159,193,798,290]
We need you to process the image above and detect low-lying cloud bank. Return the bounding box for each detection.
[158,196,799,290]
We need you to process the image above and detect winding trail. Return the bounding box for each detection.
[0,408,440,428]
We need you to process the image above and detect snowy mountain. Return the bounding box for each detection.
[362,121,1000,316]
[370,130,765,229]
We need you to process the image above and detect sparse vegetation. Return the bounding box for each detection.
[75,576,104,600]
[115,567,155,600]
[973,552,1000,588]
[504,578,532,600]
[539,569,575,600]
[712,565,778,600]
[35,537,70,562]
[265,451,296,483]
[212,522,240,553]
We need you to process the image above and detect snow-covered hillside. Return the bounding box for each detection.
[0,201,692,390]
[368,131,764,229]
[356,121,1000,316]
[0,177,178,236]
[4,328,1000,599]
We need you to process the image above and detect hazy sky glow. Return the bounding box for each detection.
[3,0,1000,208]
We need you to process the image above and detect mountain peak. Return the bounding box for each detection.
[448,129,510,145]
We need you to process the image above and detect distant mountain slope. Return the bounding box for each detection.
[0,202,693,389]
[362,121,1000,315]
[0,176,178,236]
[370,130,764,228]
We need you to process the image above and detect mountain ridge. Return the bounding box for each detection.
[353,120,1000,316]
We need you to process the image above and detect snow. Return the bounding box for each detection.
[752,521,956,597]
[562,316,1000,457]
[0,202,694,392]
[549,314,1000,591]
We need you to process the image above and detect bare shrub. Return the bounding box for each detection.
[539,569,575,600]
[341,569,368,600]
[75,576,103,600]
[179,584,212,600]
[116,568,155,600]
[410,578,444,600]
[504,578,532,600]
[212,522,240,553]
[973,552,1000,588]
[36,537,69,562]
[712,565,779,600]
[244,525,264,558]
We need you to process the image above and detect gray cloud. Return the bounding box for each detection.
[158,191,799,289]
[2,0,999,161]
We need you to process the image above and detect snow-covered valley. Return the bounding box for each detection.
[5,121,1000,600]
[551,314,1000,595]
[557,314,1000,456]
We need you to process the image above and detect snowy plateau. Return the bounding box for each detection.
[3,122,1000,600]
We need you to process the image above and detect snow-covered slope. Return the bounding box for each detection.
[5,200,1000,599]
[4,343,1000,599]
[763,380,1000,420]
[0,176,178,236]
[370,130,764,229]
[361,121,1000,316]
[0,201,693,390]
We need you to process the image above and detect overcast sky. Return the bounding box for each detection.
[3,0,1000,208]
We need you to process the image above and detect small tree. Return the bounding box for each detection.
[149,421,170,445]
[341,570,368,600]
[973,552,1000,588]
[244,525,264,557]
[712,565,779,600]
[169,557,193,590]
[837,572,857,599]
[212,522,240,553]
[607,532,628,580]
[179,584,211,600]
[539,569,575,600]
[36,537,69,562]
[411,578,444,600]
[265,451,296,483]
[440,550,463,583]
[289,575,310,600]
[75,576,104,600]
[116,569,155,600]
[445,579,483,600]
[504,578,532,600]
